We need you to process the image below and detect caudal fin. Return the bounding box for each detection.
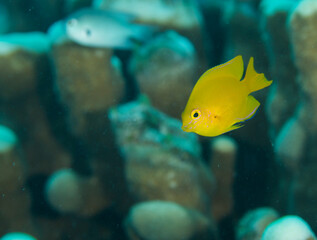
[243,57,272,93]
[131,24,158,42]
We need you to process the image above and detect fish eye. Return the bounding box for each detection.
[67,19,77,27]
[191,109,201,119]
[86,29,91,37]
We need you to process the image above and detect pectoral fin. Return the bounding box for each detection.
[223,123,244,134]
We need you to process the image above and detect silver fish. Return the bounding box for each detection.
[65,8,155,49]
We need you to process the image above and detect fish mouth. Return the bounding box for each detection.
[181,124,192,132]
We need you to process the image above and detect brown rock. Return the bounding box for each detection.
[125,201,217,240]
[260,0,299,138]
[130,31,199,119]
[236,207,279,240]
[51,39,125,138]
[0,32,71,176]
[210,136,237,221]
[0,125,37,237]
[45,168,112,216]
[109,100,215,213]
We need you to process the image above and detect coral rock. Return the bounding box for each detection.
[210,136,237,221]
[45,168,111,216]
[0,232,37,240]
[0,32,71,176]
[125,200,215,240]
[130,31,199,118]
[109,100,215,213]
[236,207,279,240]
[0,32,49,100]
[261,0,299,138]
[50,23,126,137]
[272,0,317,229]
[262,215,316,240]
[0,125,36,236]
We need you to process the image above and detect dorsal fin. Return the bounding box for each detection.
[199,55,244,81]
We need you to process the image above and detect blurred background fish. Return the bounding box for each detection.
[65,8,157,49]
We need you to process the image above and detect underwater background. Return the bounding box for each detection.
[0,0,316,239]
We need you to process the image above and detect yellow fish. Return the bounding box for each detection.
[181,55,272,137]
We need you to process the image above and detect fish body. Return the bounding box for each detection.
[66,8,154,49]
[181,55,272,137]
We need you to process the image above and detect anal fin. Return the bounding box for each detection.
[236,95,260,122]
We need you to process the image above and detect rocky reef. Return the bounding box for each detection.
[0,0,317,240]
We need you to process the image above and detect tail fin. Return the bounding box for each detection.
[243,57,272,93]
[131,24,158,42]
